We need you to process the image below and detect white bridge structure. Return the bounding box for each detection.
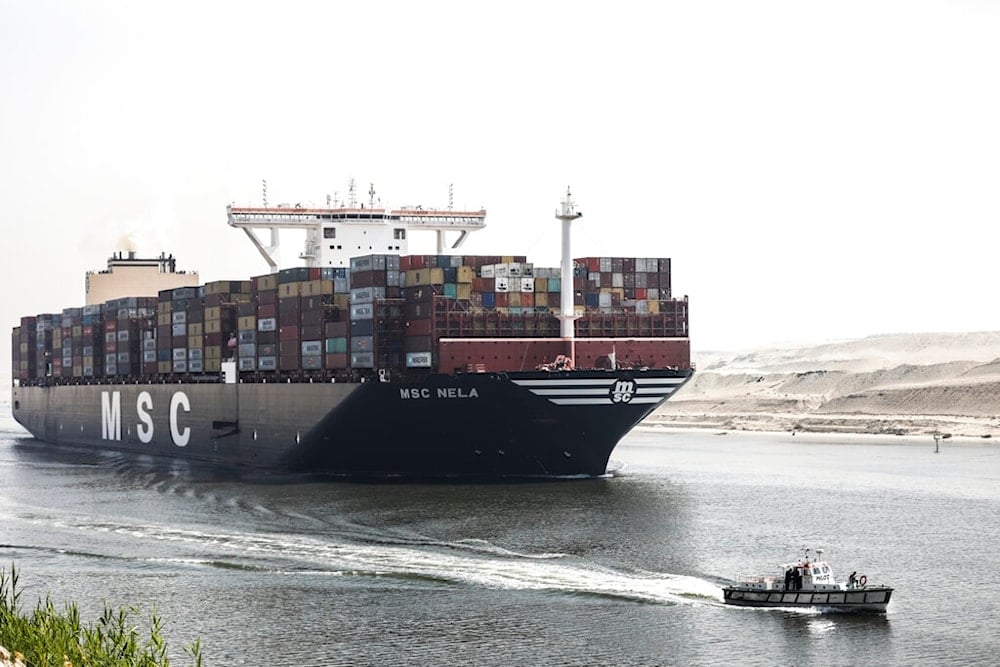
[227,183,487,270]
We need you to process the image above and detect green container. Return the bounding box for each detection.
[325,337,348,353]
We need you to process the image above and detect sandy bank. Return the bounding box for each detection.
[654,332,1000,438]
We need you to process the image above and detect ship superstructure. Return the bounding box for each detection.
[227,181,486,271]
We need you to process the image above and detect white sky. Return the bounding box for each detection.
[3,0,1000,388]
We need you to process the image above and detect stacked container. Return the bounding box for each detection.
[13,252,688,381]
[103,296,156,377]
[350,254,402,369]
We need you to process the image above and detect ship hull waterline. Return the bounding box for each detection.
[722,586,893,614]
[12,369,692,479]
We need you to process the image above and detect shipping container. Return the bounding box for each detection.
[324,337,348,354]
[350,352,374,368]
[325,353,348,369]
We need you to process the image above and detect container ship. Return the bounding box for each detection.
[10,188,692,478]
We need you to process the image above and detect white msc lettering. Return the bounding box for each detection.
[136,391,154,443]
[101,391,121,441]
[437,387,479,399]
[169,391,191,447]
[400,388,431,399]
[399,387,479,399]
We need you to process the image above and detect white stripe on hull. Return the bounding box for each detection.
[511,378,687,388]
[510,375,684,406]
[549,396,669,405]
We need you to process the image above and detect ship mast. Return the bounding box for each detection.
[555,187,582,341]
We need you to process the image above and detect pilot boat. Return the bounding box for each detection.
[722,549,893,613]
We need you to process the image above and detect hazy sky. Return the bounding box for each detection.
[3,0,999,387]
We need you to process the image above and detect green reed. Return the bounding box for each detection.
[0,564,202,666]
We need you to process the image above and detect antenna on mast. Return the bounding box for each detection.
[448,183,454,211]
[262,179,268,207]
[348,178,357,208]
[369,183,377,208]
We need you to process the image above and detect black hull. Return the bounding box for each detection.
[722,586,893,613]
[11,368,692,479]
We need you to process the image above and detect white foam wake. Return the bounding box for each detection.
[45,514,725,607]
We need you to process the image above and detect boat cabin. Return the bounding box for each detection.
[737,550,861,592]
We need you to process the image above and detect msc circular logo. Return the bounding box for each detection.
[609,379,637,404]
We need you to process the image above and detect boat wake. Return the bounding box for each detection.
[11,508,724,607]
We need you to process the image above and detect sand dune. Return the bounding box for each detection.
[653,332,1000,437]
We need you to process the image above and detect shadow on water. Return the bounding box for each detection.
[775,606,893,638]
[7,436,313,485]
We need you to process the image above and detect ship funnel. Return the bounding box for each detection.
[555,187,583,340]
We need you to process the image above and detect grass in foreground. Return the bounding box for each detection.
[0,564,202,666]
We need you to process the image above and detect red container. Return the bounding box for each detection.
[472,277,495,292]
[279,325,299,341]
[406,318,433,336]
[406,255,428,270]
[325,321,348,338]
[404,335,433,353]
[351,270,388,289]
[278,296,301,314]
[300,309,323,326]
[325,353,348,369]
[437,339,568,373]
[300,325,323,340]
[257,303,277,319]
[404,302,433,320]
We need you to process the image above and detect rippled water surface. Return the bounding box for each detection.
[2,407,998,666]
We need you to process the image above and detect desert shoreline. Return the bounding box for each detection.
[651,332,1000,440]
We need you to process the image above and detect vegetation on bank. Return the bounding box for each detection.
[0,565,202,666]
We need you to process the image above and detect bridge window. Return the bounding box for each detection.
[323,227,336,239]
[394,228,406,240]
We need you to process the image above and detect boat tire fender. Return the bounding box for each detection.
[859,575,867,587]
